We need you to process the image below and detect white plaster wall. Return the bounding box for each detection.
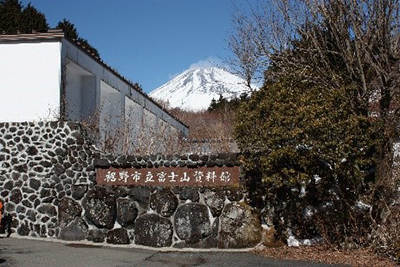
[62,38,188,136]
[64,61,95,121]
[0,42,61,122]
[143,109,157,133]
[159,119,169,134]
[81,76,97,119]
[65,63,82,120]
[99,81,123,139]
[125,97,142,136]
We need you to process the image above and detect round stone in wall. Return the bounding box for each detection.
[53,164,65,176]
[204,189,225,217]
[225,188,244,202]
[59,218,88,241]
[174,203,211,244]
[10,188,23,204]
[71,184,88,200]
[26,146,38,156]
[4,180,13,191]
[106,228,130,244]
[128,187,151,209]
[87,229,106,243]
[116,197,138,229]
[218,202,262,248]
[178,188,199,202]
[29,178,41,191]
[17,221,30,236]
[149,189,178,217]
[58,197,82,227]
[82,186,116,229]
[37,203,57,217]
[134,214,173,247]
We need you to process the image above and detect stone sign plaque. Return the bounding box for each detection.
[96,166,240,187]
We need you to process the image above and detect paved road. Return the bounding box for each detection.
[0,237,341,267]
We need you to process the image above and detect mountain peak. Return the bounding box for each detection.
[150,67,252,111]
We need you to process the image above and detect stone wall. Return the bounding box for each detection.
[0,122,262,248]
[0,122,95,237]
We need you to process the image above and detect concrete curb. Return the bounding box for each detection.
[5,235,253,253]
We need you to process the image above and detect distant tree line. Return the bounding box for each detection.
[0,0,48,34]
[208,92,249,113]
[56,18,99,58]
[0,0,99,58]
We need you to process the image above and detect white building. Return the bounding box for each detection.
[0,30,188,150]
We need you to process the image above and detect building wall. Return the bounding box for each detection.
[125,97,143,137]
[0,122,260,249]
[64,61,95,121]
[61,39,188,137]
[143,108,157,132]
[99,80,123,145]
[0,41,62,122]
[0,35,188,139]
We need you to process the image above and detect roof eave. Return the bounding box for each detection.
[0,29,64,42]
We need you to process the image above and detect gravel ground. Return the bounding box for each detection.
[253,245,398,267]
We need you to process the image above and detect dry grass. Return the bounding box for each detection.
[167,107,238,154]
[168,107,235,140]
[253,245,398,267]
[79,104,239,155]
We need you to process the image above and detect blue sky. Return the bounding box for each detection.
[21,0,248,94]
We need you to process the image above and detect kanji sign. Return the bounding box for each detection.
[96,166,240,187]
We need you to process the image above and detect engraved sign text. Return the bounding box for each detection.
[96,166,240,187]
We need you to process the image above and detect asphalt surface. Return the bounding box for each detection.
[0,237,343,267]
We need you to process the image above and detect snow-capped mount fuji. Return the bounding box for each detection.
[150,67,253,111]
